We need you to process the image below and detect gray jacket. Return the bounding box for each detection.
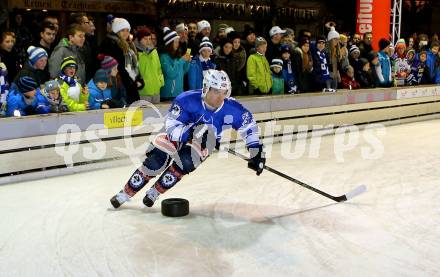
[49,38,86,85]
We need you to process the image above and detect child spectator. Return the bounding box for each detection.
[341,65,360,90]
[246,37,272,95]
[99,55,126,108]
[58,56,89,111]
[135,28,164,104]
[188,36,216,90]
[349,45,362,72]
[416,51,431,84]
[313,36,332,92]
[0,61,9,116]
[40,80,67,113]
[356,58,374,88]
[6,76,50,116]
[393,39,410,86]
[160,27,191,100]
[15,46,49,86]
[88,69,112,110]
[406,49,418,86]
[376,39,393,87]
[270,59,284,94]
[280,44,297,93]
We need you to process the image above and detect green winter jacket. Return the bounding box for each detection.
[138,48,164,96]
[246,53,272,94]
[271,73,285,94]
[59,80,88,112]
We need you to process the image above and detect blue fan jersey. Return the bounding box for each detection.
[165,90,260,148]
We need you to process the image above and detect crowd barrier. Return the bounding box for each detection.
[1,85,440,184]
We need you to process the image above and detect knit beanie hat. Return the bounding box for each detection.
[175,23,187,33]
[112,18,131,34]
[197,20,211,32]
[359,58,369,68]
[395,38,406,50]
[316,36,326,43]
[199,36,213,53]
[217,23,228,32]
[280,44,291,54]
[27,46,48,66]
[136,27,151,40]
[379,38,391,51]
[93,69,109,84]
[99,54,118,72]
[367,50,378,63]
[255,36,267,48]
[60,56,78,71]
[270,58,283,69]
[327,26,340,41]
[44,80,60,92]
[243,25,255,39]
[227,31,241,42]
[349,45,361,55]
[340,34,348,43]
[16,76,38,93]
[163,27,180,46]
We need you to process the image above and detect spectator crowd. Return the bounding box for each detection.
[1,13,440,117]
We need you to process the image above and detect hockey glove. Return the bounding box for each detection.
[248,145,265,176]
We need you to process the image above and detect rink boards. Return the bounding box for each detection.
[1,85,440,184]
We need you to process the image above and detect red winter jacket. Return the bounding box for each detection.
[341,74,361,90]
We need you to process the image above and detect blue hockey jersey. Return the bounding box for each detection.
[165,90,260,148]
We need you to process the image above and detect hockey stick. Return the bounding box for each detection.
[225,148,366,202]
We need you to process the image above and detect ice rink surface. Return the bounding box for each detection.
[1,120,440,276]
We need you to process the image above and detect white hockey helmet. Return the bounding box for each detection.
[202,69,232,98]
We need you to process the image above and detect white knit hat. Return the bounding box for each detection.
[224,27,235,35]
[197,20,211,32]
[199,36,213,53]
[327,26,340,41]
[112,18,131,34]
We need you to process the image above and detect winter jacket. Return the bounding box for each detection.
[188,55,216,90]
[137,48,164,97]
[377,51,392,87]
[15,61,50,86]
[341,75,361,90]
[87,79,112,110]
[0,63,9,116]
[231,46,247,96]
[6,83,50,116]
[292,48,314,93]
[49,38,86,85]
[108,75,127,108]
[356,69,374,88]
[426,49,438,80]
[271,72,284,94]
[0,48,20,83]
[58,79,88,112]
[246,52,272,94]
[99,33,143,104]
[160,53,190,99]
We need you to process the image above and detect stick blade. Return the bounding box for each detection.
[344,185,367,201]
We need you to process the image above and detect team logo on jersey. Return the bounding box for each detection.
[160,172,177,188]
[242,112,251,126]
[171,104,181,117]
[130,172,144,189]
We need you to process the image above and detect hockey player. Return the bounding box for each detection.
[110,69,265,208]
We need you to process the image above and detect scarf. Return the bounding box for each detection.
[59,73,77,87]
[108,33,139,81]
[316,50,330,79]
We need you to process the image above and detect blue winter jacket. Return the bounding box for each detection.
[377,51,392,86]
[6,83,50,116]
[188,55,216,90]
[159,53,190,99]
[87,79,112,110]
[426,49,438,80]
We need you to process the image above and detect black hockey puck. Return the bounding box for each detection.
[161,198,189,217]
